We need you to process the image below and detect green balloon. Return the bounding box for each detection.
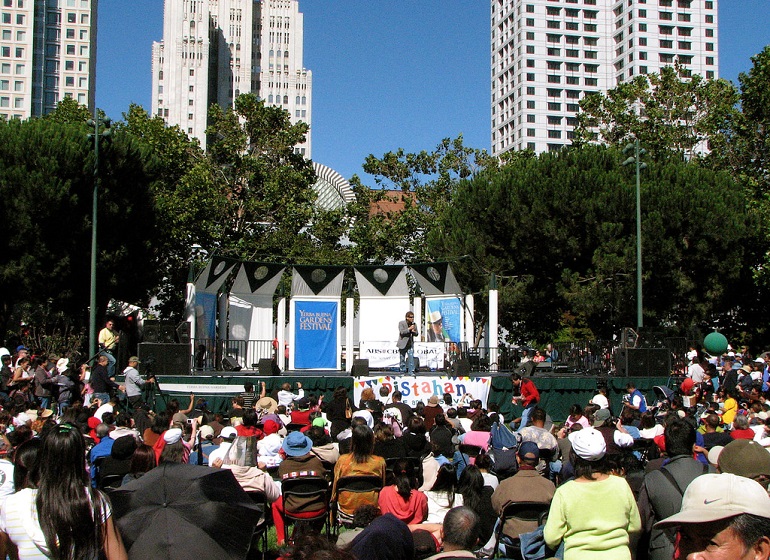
[703,332,728,355]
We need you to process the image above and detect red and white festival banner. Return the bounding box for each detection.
[353,375,492,409]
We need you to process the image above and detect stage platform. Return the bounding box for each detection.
[124,370,674,422]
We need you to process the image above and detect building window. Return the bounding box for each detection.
[547,75,561,83]
[526,45,535,54]
[526,73,535,81]
[548,129,562,139]
[706,42,714,51]
[547,102,561,110]
[527,100,536,109]
[639,23,647,31]
[527,114,535,123]
[706,56,714,65]
[706,70,714,79]
[527,128,535,137]
[526,32,535,40]
[705,28,714,37]
[527,59,535,67]
[527,86,535,95]
[547,47,561,56]
[705,14,713,23]
[526,18,535,26]
[1,13,10,24]
[65,76,74,86]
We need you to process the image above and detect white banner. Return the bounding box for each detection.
[353,375,492,409]
[359,341,446,370]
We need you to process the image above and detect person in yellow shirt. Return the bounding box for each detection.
[98,319,119,377]
[720,388,739,426]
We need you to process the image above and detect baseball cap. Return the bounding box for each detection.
[707,446,724,467]
[718,439,770,488]
[220,426,237,440]
[592,408,612,427]
[655,473,770,528]
[568,427,606,461]
[199,425,215,440]
[163,428,182,444]
[518,441,540,461]
[128,356,140,363]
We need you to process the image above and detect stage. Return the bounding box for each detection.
[124,370,674,422]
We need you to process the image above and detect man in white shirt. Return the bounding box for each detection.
[208,426,238,465]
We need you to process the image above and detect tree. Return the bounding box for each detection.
[347,136,498,264]
[0,114,160,339]
[574,65,740,160]
[432,146,753,342]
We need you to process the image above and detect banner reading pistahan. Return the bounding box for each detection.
[353,375,491,409]
[294,300,338,369]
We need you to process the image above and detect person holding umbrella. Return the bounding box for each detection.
[0,423,127,559]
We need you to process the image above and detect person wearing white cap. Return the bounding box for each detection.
[543,427,641,559]
[655,473,770,559]
[207,425,237,466]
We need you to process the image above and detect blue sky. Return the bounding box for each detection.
[96,1,770,183]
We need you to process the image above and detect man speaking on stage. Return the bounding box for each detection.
[397,311,418,375]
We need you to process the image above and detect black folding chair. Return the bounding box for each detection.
[331,475,383,530]
[245,490,269,560]
[492,501,550,559]
[279,475,330,544]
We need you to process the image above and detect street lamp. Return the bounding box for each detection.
[623,139,647,329]
[87,111,111,357]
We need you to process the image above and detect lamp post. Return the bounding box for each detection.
[87,111,111,357]
[622,139,647,329]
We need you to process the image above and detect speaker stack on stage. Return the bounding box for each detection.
[258,358,281,376]
[137,342,191,376]
[222,356,242,372]
[351,359,369,377]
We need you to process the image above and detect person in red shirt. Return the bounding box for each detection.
[511,373,540,432]
[730,414,756,440]
[377,458,428,524]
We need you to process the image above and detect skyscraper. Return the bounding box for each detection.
[0,0,98,120]
[491,0,718,155]
[151,0,312,154]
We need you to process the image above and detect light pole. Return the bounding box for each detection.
[87,111,111,357]
[623,140,647,329]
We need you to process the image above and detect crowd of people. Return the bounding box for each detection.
[1,342,770,560]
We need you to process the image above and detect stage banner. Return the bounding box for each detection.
[426,297,462,343]
[359,341,445,370]
[353,375,491,409]
[293,300,339,369]
[358,298,410,343]
[194,291,218,341]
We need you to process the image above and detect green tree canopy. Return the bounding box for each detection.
[574,65,739,160]
[432,146,753,342]
[0,110,160,335]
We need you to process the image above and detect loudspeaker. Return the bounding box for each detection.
[519,361,536,377]
[176,321,191,344]
[222,356,242,372]
[453,359,471,377]
[258,358,280,376]
[352,359,369,377]
[137,343,190,376]
[623,348,671,377]
[143,320,160,343]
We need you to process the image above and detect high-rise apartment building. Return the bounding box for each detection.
[0,0,97,120]
[152,0,312,155]
[491,0,718,155]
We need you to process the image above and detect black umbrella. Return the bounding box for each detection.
[109,463,263,560]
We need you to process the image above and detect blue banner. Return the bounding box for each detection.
[426,297,462,343]
[294,300,338,369]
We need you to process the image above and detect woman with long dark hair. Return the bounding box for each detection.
[457,465,496,547]
[377,458,428,524]
[332,424,386,523]
[0,423,127,559]
[424,462,462,523]
[323,386,355,440]
[544,427,640,559]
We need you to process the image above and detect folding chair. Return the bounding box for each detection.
[245,490,269,560]
[330,475,383,530]
[492,501,550,559]
[279,475,330,544]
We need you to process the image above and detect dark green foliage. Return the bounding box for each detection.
[432,146,752,341]
[0,114,160,336]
